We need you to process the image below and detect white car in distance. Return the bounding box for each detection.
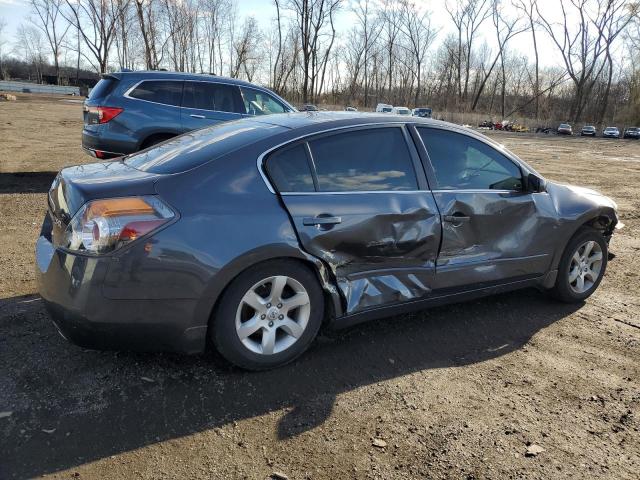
[391,106,411,115]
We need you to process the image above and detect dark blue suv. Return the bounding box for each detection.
[82,71,295,158]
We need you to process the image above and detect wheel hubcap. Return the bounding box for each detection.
[568,240,603,294]
[235,275,311,355]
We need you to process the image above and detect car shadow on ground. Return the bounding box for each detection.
[0,172,57,194]
[0,289,581,479]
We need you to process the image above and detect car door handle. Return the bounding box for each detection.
[303,216,342,226]
[189,114,205,119]
[443,214,471,223]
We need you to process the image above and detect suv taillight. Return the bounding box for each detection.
[86,106,123,124]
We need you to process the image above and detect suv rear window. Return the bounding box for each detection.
[89,77,118,100]
[128,80,183,106]
[125,120,284,174]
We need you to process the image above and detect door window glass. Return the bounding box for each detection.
[183,81,244,113]
[418,128,523,190]
[129,80,183,106]
[266,144,315,192]
[309,128,418,192]
[240,87,287,115]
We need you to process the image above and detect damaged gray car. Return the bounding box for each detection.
[36,113,620,369]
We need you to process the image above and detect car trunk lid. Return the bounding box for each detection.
[47,160,160,244]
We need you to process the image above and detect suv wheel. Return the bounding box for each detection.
[550,227,608,303]
[212,260,324,370]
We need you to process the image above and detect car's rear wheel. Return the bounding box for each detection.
[212,260,324,370]
[549,227,608,303]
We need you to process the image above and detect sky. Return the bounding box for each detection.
[0,0,598,70]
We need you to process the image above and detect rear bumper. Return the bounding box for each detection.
[82,127,136,158]
[36,233,207,354]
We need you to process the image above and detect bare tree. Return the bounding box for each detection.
[0,18,7,79]
[471,0,525,111]
[352,0,380,107]
[63,0,130,73]
[379,0,402,101]
[231,16,262,80]
[513,0,540,118]
[398,0,437,106]
[15,24,47,82]
[446,0,492,104]
[286,0,343,103]
[28,0,71,83]
[537,0,638,122]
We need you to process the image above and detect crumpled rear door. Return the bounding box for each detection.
[281,192,441,314]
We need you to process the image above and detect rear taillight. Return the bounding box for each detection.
[57,196,174,255]
[87,106,123,124]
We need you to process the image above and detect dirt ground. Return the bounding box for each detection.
[0,94,639,479]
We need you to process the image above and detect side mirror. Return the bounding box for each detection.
[527,173,546,193]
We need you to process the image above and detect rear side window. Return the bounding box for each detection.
[265,144,314,192]
[128,80,183,106]
[183,81,244,113]
[240,87,287,115]
[89,78,118,100]
[309,128,418,192]
[418,128,523,191]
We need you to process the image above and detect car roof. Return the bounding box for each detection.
[248,111,442,129]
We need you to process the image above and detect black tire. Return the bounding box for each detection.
[211,260,324,370]
[549,226,608,303]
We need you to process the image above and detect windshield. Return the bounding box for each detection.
[125,120,284,174]
[382,107,392,113]
[559,124,570,128]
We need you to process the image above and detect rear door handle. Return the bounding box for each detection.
[189,114,205,119]
[303,216,342,226]
[443,214,471,223]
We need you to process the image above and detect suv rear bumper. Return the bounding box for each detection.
[82,127,134,158]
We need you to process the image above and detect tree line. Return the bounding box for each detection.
[1,0,640,126]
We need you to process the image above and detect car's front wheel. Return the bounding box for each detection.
[212,260,324,370]
[550,227,608,303]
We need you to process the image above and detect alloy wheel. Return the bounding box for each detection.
[234,275,311,355]
[568,240,603,294]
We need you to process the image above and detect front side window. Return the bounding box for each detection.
[265,144,314,192]
[128,80,183,106]
[240,87,287,115]
[309,128,418,192]
[418,128,523,191]
[182,81,244,113]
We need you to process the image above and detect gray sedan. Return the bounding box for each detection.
[37,113,620,369]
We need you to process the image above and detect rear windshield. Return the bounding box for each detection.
[125,120,283,174]
[89,78,118,100]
